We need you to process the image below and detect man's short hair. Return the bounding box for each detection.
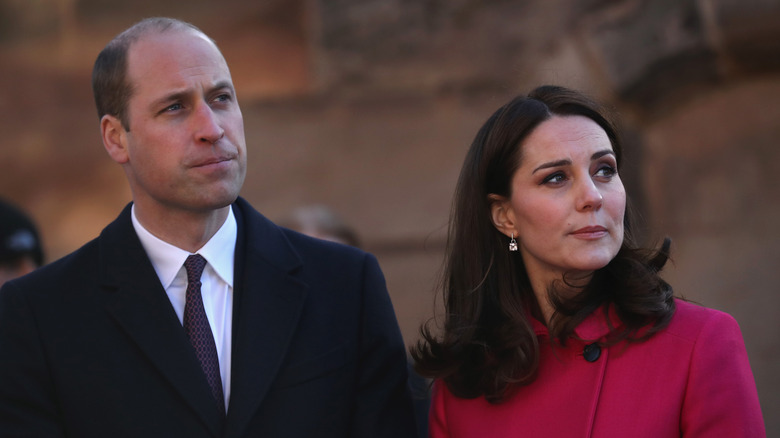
[91,17,209,130]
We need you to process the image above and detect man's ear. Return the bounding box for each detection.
[101,115,129,164]
[488,193,517,238]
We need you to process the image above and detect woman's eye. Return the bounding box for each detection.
[595,165,617,178]
[541,172,566,185]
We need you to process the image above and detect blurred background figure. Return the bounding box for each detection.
[0,199,44,287]
[280,204,361,247]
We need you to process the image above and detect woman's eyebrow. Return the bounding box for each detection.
[533,159,571,174]
[592,149,615,160]
[532,150,615,174]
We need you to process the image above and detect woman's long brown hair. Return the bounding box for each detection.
[410,85,675,403]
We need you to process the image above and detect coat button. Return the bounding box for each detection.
[583,343,601,362]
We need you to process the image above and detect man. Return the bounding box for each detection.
[0,198,44,287]
[0,17,416,437]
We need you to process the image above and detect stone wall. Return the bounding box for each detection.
[1,0,778,433]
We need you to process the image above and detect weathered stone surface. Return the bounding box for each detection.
[1,1,778,433]
[316,0,543,96]
[713,0,780,71]
[582,0,720,111]
[0,0,61,41]
[642,79,780,429]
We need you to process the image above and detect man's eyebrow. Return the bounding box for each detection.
[150,90,188,111]
[210,80,235,93]
[149,81,236,111]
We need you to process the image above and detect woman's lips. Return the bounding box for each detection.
[571,225,608,239]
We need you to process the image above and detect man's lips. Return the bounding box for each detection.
[190,156,234,168]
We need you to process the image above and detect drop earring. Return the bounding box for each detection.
[509,233,518,252]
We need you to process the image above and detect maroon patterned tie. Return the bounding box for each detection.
[183,254,226,418]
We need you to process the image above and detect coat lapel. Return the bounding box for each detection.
[100,204,225,437]
[224,199,308,438]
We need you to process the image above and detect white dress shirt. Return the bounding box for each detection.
[131,205,235,411]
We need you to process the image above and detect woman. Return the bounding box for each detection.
[412,86,765,437]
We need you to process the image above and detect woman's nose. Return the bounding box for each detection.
[576,178,603,211]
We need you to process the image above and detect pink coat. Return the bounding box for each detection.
[429,299,765,437]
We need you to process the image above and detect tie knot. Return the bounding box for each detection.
[184,254,207,284]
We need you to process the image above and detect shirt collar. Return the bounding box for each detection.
[131,205,237,289]
[197,207,236,287]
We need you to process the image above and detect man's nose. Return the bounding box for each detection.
[193,104,225,144]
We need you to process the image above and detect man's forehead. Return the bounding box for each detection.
[129,28,216,61]
[126,29,230,89]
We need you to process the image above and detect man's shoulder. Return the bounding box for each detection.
[234,198,370,265]
[1,235,102,303]
[22,236,100,278]
[279,226,369,265]
[0,204,136,302]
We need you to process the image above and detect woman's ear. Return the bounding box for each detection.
[488,194,517,238]
[101,115,130,164]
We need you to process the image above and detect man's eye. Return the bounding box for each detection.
[212,93,233,105]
